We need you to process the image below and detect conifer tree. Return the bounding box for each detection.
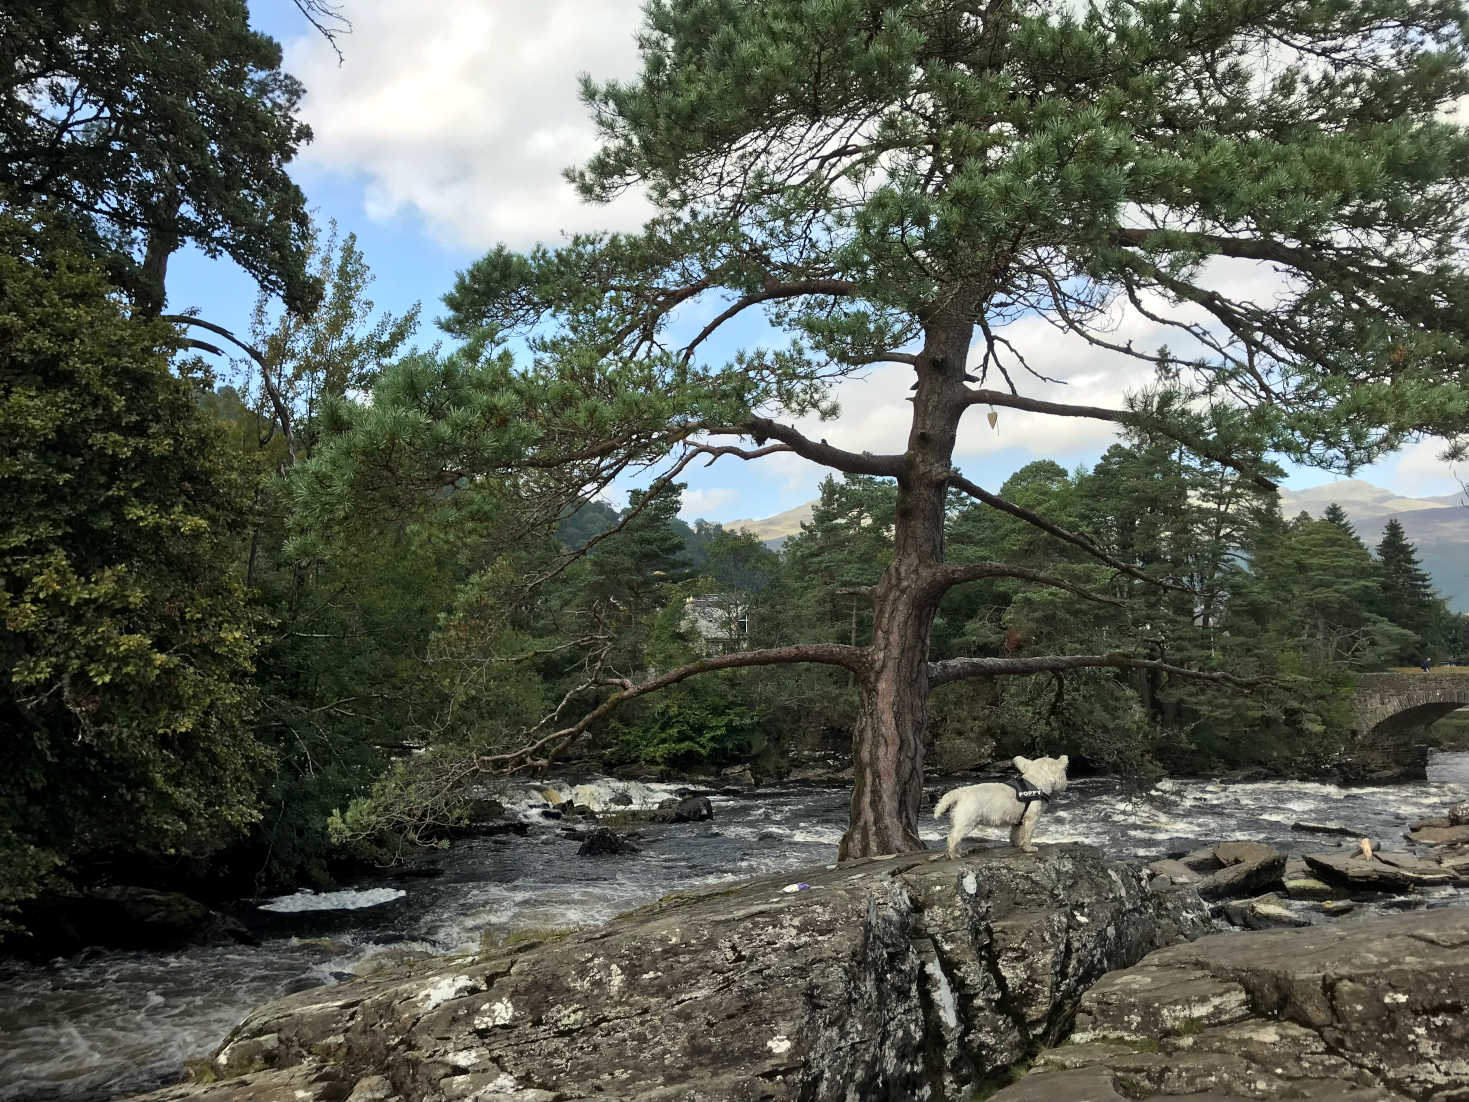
[1376,517,1441,660]
[1322,503,1363,544]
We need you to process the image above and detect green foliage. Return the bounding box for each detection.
[1374,518,1442,662]
[239,222,420,449]
[608,676,765,771]
[0,213,267,903]
[0,0,318,311]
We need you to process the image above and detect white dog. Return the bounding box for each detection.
[934,755,1069,858]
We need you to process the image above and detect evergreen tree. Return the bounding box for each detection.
[309,0,1469,857]
[1375,518,1441,662]
[1322,503,1360,542]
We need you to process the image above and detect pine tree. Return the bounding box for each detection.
[306,0,1469,857]
[1322,503,1363,545]
[1376,518,1441,662]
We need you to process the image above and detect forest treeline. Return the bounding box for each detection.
[6,0,1469,912]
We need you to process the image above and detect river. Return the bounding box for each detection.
[3,755,1467,1102]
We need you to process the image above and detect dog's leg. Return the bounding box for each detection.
[1013,803,1042,853]
[947,813,968,859]
[948,808,978,859]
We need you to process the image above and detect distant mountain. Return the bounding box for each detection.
[1277,478,1463,522]
[727,479,1469,611]
[724,501,814,548]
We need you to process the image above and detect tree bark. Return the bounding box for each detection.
[839,296,973,859]
[839,570,939,858]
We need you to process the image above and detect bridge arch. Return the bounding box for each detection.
[1352,672,1469,737]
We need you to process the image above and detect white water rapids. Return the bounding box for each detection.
[2,758,1466,1102]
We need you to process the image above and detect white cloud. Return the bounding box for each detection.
[784,257,1292,476]
[679,487,739,519]
[1373,437,1465,497]
[284,0,652,250]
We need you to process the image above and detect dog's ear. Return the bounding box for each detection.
[1013,755,1030,770]
[1059,754,1069,767]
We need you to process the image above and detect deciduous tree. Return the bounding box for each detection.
[0,214,267,905]
[0,0,318,313]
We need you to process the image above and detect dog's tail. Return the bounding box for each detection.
[933,788,959,820]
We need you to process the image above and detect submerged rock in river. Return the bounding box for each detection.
[127,845,1206,1102]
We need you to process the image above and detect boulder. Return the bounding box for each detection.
[1146,858,1201,886]
[1406,823,1469,846]
[1451,801,1469,827]
[1280,875,1339,901]
[653,794,715,823]
[1193,844,1286,901]
[1213,840,1280,866]
[1178,845,1224,872]
[1303,852,1448,891]
[125,846,1208,1102]
[576,828,640,856]
[1372,850,1463,884]
[1213,893,1312,931]
[992,907,1469,1101]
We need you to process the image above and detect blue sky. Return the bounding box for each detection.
[173,0,1468,525]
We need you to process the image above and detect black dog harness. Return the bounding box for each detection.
[1004,777,1051,806]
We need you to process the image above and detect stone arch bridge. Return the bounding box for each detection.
[1353,672,1469,738]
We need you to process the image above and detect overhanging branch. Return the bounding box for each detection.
[477,642,867,772]
[929,652,1259,690]
[165,314,297,462]
[680,276,860,364]
[702,417,906,478]
[963,389,1277,491]
[947,473,1197,596]
[928,562,1124,607]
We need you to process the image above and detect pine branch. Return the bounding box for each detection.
[928,653,1261,690]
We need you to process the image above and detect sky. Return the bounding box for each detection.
[172,0,1468,525]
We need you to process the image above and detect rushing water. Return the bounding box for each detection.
[2,758,1467,1102]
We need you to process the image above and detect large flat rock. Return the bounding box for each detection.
[992,907,1469,1100]
[127,846,1207,1102]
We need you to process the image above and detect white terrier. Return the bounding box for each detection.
[933,755,1069,858]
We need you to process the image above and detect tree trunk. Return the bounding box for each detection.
[839,572,939,858]
[838,297,973,859]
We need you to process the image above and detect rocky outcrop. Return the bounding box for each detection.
[10,885,254,957]
[129,846,1207,1102]
[651,794,715,823]
[990,907,1469,1101]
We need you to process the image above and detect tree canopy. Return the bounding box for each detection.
[0,0,318,313]
[0,213,268,908]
